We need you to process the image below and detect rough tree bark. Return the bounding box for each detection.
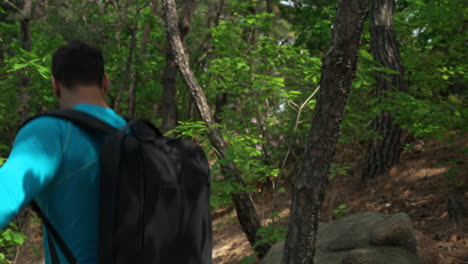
[162,0,272,258]
[18,0,32,125]
[161,0,196,133]
[282,0,368,263]
[161,52,178,131]
[362,0,404,181]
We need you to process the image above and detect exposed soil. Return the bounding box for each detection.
[212,134,468,264]
[12,134,468,264]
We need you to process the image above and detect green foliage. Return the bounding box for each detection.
[239,253,257,264]
[0,223,27,264]
[329,163,352,180]
[198,2,325,211]
[378,91,468,140]
[442,167,462,189]
[332,204,349,219]
[459,147,468,155]
[436,161,464,189]
[6,49,50,79]
[283,1,338,53]
[168,121,213,138]
[224,133,280,184]
[253,212,286,249]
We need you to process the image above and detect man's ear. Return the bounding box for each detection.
[102,74,109,93]
[52,77,61,98]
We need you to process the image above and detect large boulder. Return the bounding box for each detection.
[260,211,423,264]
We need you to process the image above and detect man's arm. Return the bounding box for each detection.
[0,117,64,228]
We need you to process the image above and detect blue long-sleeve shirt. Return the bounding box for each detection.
[0,103,126,264]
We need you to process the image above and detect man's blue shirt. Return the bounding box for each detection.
[0,104,126,264]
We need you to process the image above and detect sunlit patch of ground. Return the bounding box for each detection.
[212,133,468,264]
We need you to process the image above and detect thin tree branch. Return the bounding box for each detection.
[2,0,21,13]
[280,86,320,174]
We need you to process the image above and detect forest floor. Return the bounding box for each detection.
[212,134,468,264]
[10,134,468,264]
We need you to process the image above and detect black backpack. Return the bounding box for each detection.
[24,109,212,264]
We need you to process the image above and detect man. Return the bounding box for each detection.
[0,41,126,264]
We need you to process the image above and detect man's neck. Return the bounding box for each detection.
[64,101,109,109]
[60,86,109,109]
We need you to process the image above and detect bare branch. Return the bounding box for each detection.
[280,86,320,173]
[2,0,21,13]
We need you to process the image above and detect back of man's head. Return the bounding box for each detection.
[52,41,104,89]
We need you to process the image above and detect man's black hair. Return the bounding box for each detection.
[52,41,104,89]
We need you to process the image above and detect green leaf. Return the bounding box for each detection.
[374,66,399,75]
[240,254,257,264]
[278,187,286,193]
[11,63,29,71]
[359,49,373,61]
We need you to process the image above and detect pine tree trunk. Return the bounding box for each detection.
[18,0,32,125]
[282,0,368,263]
[162,0,272,258]
[162,0,196,134]
[362,0,404,181]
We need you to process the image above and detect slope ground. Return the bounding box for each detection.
[212,134,468,264]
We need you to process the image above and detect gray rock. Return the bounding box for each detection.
[260,212,423,264]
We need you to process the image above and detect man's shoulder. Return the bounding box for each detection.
[72,104,126,130]
[19,116,69,136]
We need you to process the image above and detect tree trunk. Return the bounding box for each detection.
[114,0,130,44]
[266,0,273,13]
[161,52,178,132]
[282,0,368,263]
[214,92,227,123]
[198,0,226,122]
[162,0,272,258]
[140,0,158,56]
[161,0,196,134]
[127,54,137,117]
[114,26,136,112]
[127,0,158,118]
[195,0,224,74]
[362,0,404,181]
[18,0,32,125]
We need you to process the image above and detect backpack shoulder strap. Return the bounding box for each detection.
[22,109,120,264]
[31,201,78,264]
[21,109,118,134]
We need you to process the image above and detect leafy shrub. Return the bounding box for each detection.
[0,223,27,264]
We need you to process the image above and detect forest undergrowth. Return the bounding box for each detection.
[210,133,468,264]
